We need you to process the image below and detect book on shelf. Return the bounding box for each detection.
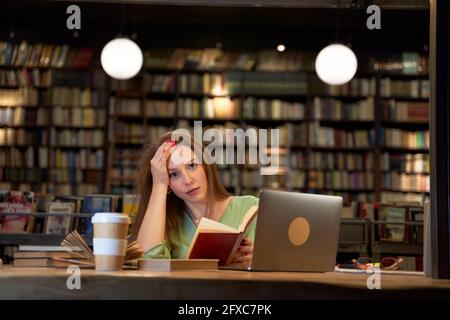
[377,205,407,242]
[240,71,308,95]
[308,152,373,171]
[341,201,377,219]
[381,191,428,205]
[380,128,429,149]
[382,100,429,122]
[311,76,376,97]
[44,201,75,235]
[308,123,375,148]
[145,100,176,118]
[381,153,429,173]
[29,193,55,233]
[307,170,374,190]
[122,194,139,228]
[186,205,258,266]
[0,190,33,233]
[138,258,218,271]
[382,172,430,193]
[177,97,240,119]
[242,97,305,120]
[312,97,374,121]
[77,195,113,235]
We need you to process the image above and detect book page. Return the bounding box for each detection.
[197,217,237,233]
[238,205,258,233]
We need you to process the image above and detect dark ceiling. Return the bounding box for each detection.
[0,1,429,54]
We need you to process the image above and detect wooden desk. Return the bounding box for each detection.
[1,265,450,299]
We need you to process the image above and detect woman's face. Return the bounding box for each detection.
[167,145,208,205]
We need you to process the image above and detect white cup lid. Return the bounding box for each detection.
[91,213,130,224]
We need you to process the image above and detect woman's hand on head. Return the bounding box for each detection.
[228,237,253,268]
[150,140,176,187]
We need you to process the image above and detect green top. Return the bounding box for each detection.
[143,195,259,259]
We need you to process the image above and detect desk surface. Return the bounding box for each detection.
[1,265,450,299]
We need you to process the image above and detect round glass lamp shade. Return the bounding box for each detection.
[101,37,143,80]
[315,44,358,86]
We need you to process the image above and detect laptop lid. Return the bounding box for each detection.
[251,190,342,272]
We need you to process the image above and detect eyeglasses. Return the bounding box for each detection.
[351,257,404,271]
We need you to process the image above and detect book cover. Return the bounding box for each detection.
[44,202,75,235]
[186,205,258,266]
[378,205,407,242]
[138,259,218,271]
[0,190,33,233]
[78,195,112,235]
[123,194,139,230]
[28,193,55,233]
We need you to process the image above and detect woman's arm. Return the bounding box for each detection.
[137,141,175,252]
[137,183,169,252]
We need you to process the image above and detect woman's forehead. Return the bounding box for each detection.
[167,145,199,168]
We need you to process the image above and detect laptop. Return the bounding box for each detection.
[224,189,343,272]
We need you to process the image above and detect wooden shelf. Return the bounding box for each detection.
[178,117,241,123]
[146,91,176,98]
[311,94,373,100]
[239,93,308,99]
[381,170,430,175]
[372,242,423,256]
[52,125,105,130]
[381,147,429,154]
[0,64,90,70]
[0,124,48,129]
[376,72,429,79]
[242,118,305,124]
[50,145,105,149]
[381,189,429,194]
[306,188,375,193]
[316,119,375,128]
[0,85,50,89]
[177,92,235,99]
[308,146,374,152]
[51,167,103,171]
[115,114,145,122]
[380,96,429,101]
[308,169,374,173]
[381,120,429,129]
[0,105,39,108]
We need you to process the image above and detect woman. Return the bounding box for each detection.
[133,131,259,267]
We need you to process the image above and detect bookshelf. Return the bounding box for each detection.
[0,41,108,196]
[0,43,429,205]
[105,49,430,206]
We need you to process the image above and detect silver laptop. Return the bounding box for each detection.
[225,189,343,272]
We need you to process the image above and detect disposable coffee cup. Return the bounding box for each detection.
[92,213,130,271]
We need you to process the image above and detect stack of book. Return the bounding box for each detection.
[13,245,87,267]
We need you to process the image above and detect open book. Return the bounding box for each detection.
[186,205,258,266]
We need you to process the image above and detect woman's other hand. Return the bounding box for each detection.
[229,237,253,268]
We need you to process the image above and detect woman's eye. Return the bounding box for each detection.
[169,172,177,178]
[188,163,197,170]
